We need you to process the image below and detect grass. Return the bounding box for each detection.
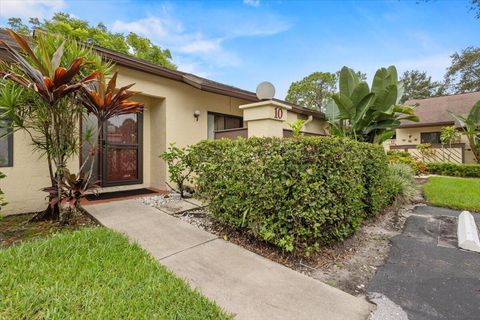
[0,227,231,319]
[423,176,480,212]
[0,211,96,248]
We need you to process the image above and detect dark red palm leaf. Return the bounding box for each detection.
[6,29,47,75]
[79,71,144,122]
[0,40,49,94]
[0,71,31,87]
[106,72,117,96]
[1,29,90,107]
[54,58,83,87]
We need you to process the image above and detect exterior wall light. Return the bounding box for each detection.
[194,110,201,121]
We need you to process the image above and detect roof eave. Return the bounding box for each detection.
[0,30,326,120]
[397,121,455,129]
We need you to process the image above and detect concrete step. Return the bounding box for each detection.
[458,211,480,253]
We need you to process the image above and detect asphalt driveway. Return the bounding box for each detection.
[368,205,480,320]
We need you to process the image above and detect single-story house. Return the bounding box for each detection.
[386,92,480,164]
[0,29,327,215]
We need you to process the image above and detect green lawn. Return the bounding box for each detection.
[423,176,480,212]
[0,227,230,319]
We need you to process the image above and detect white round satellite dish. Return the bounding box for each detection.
[256,81,275,100]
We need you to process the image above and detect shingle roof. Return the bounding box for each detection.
[0,29,324,119]
[400,92,480,128]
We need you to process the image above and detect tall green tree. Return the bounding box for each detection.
[7,13,176,70]
[285,72,337,111]
[286,70,368,111]
[444,47,480,94]
[399,70,441,103]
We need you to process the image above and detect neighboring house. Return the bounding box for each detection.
[386,92,480,164]
[0,29,327,214]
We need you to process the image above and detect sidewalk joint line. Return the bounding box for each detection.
[158,237,219,261]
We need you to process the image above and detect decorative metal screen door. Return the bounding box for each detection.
[101,113,143,186]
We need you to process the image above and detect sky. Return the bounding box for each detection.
[0,0,479,99]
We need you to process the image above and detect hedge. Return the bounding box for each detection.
[189,136,392,255]
[387,150,427,175]
[427,162,480,178]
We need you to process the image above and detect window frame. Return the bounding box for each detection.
[0,123,13,167]
[207,111,243,130]
[420,131,441,144]
[207,111,244,140]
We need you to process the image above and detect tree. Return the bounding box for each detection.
[450,101,480,163]
[420,0,480,19]
[440,126,460,161]
[7,12,176,70]
[443,47,480,94]
[344,70,368,82]
[0,29,143,221]
[326,66,419,144]
[399,70,441,103]
[471,0,480,18]
[285,72,337,111]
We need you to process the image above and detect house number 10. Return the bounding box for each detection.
[274,107,283,119]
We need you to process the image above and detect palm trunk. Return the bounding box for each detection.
[468,135,480,163]
[53,111,66,223]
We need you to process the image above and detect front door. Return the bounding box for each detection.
[101,113,143,186]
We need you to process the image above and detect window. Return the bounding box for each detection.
[420,132,441,144]
[207,112,243,139]
[0,125,13,167]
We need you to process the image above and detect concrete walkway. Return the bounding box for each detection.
[85,199,373,320]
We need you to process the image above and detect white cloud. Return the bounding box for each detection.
[0,0,65,20]
[228,16,292,37]
[243,0,260,7]
[394,53,451,81]
[173,57,211,78]
[179,38,221,54]
[112,16,182,38]
[111,4,292,78]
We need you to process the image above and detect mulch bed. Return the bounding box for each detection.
[0,209,98,248]
[166,192,424,296]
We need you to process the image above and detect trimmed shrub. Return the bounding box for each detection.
[427,162,480,178]
[387,150,427,175]
[386,163,416,199]
[189,136,392,255]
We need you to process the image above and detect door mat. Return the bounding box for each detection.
[86,188,157,201]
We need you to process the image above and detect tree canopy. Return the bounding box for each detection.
[399,70,441,103]
[7,13,176,70]
[443,47,480,94]
[285,72,337,111]
[285,70,367,111]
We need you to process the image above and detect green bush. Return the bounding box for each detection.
[387,150,427,175]
[189,136,392,255]
[427,162,480,178]
[386,163,416,199]
[160,143,194,198]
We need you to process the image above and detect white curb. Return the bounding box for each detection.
[457,211,480,253]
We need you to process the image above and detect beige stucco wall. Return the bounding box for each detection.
[1,64,328,215]
[393,126,476,163]
[114,66,250,191]
[285,110,328,134]
[1,131,80,215]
